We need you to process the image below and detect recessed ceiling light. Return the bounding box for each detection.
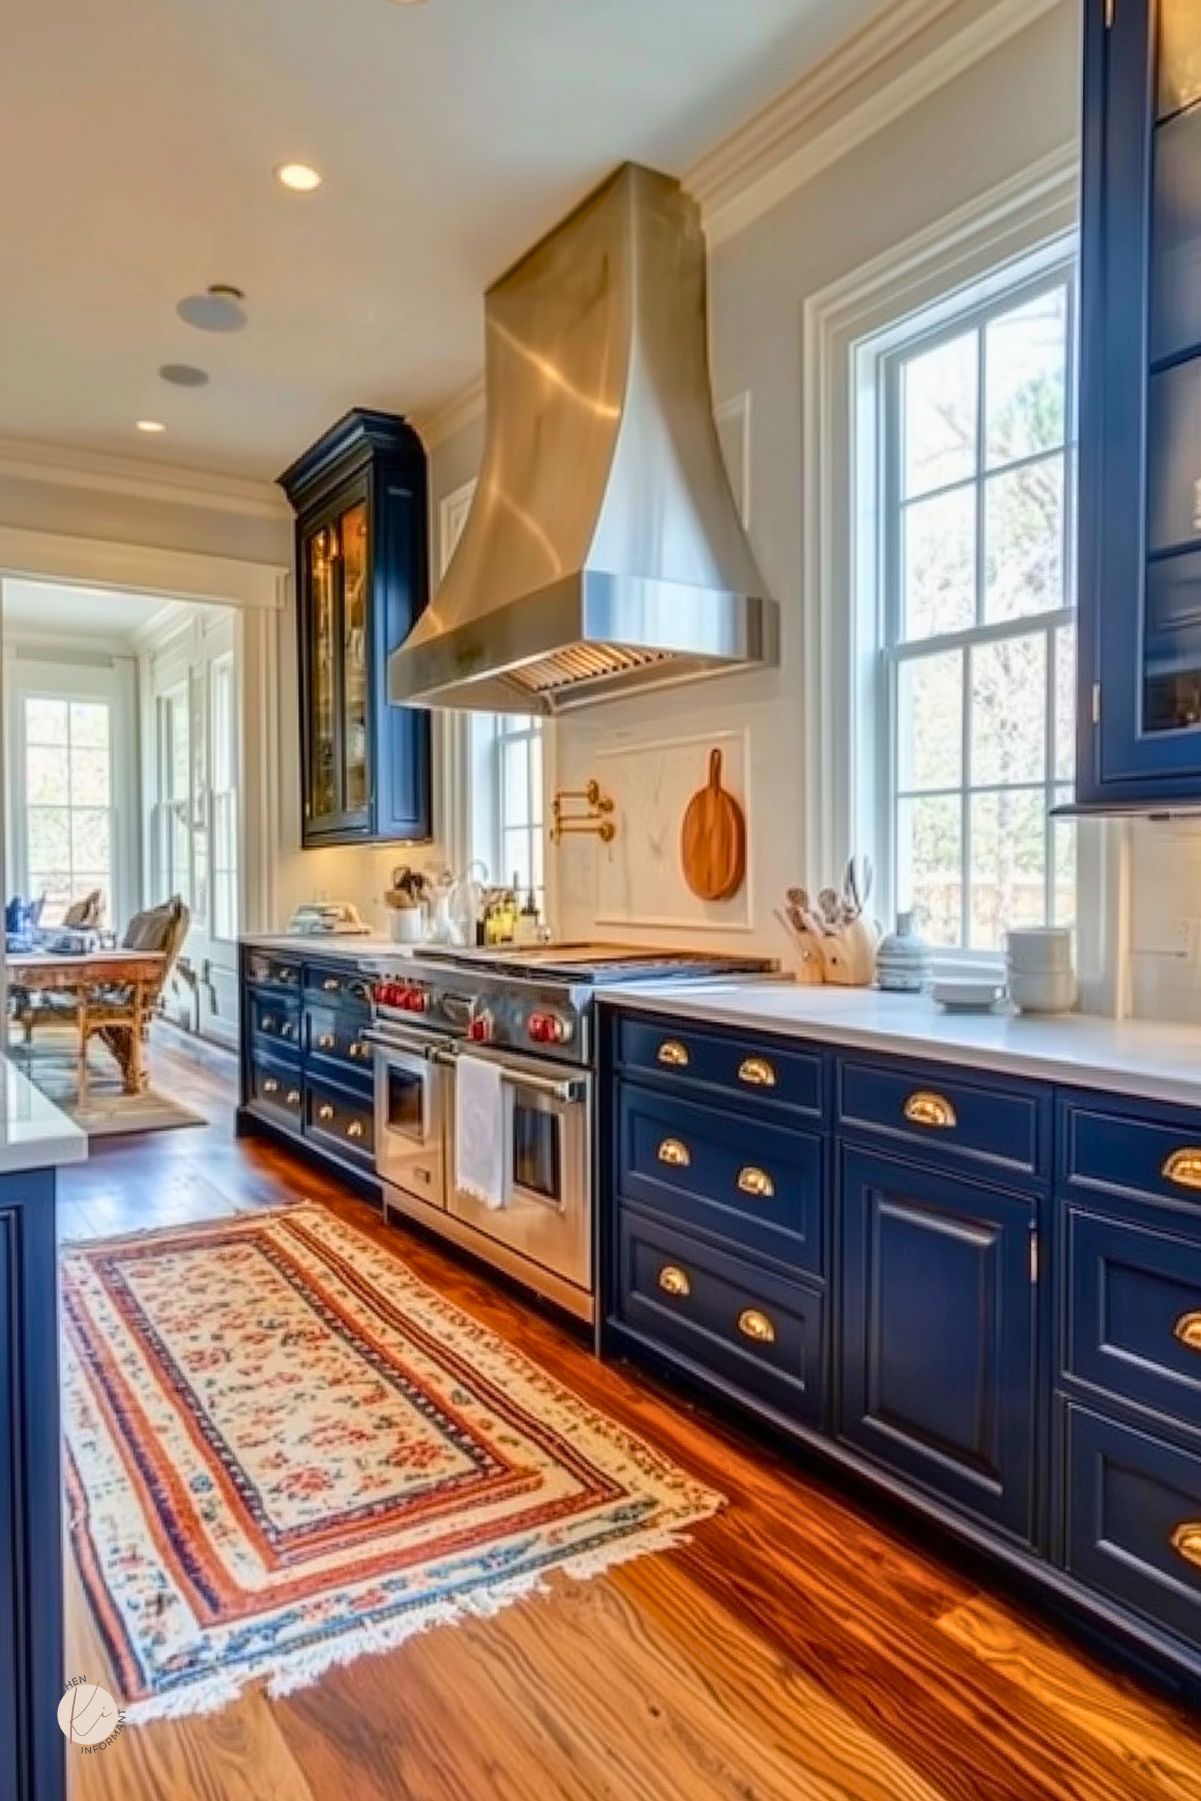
[136,419,166,434]
[159,363,209,388]
[275,162,322,192]
[177,284,248,333]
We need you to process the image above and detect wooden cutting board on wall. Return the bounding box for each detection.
[680,747,746,901]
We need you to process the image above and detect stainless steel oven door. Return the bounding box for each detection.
[368,1027,454,1211]
[447,1049,592,1294]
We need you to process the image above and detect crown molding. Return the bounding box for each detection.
[0,435,289,521]
[414,374,487,452]
[0,522,287,611]
[689,0,1066,248]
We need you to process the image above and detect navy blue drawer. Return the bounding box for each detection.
[617,1083,824,1276]
[304,964,373,1011]
[1064,1405,1201,1654]
[245,951,301,992]
[837,1056,1047,1183]
[1060,1092,1201,1220]
[306,1001,375,1085]
[304,1076,375,1168]
[1064,1207,1201,1433]
[615,1013,823,1121]
[248,1052,303,1130]
[615,1208,826,1427]
[248,986,301,1057]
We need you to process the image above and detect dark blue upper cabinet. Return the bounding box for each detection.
[279,409,432,847]
[1076,0,1201,809]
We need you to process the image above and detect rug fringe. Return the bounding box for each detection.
[120,1522,712,1726]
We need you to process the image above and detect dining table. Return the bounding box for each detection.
[7,948,166,1098]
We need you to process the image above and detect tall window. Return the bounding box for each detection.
[210,655,238,940]
[495,713,544,905]
[882,262,1076,952]
[24,697,114,927]
[154,683,191,906]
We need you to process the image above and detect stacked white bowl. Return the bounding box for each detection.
[1005,928,1077,1013]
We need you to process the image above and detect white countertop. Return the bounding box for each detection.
[242,934,410,960]
[0,1057,87,1173]
[597,980,1201,1111]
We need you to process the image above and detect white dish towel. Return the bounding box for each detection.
[455,1054,506,1210]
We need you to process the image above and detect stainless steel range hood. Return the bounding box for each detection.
[390,163,777,715]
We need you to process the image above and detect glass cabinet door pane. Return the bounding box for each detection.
[1151,106,1201,360]
[1147,359,1201,552]
[307,524,338,820]
[340,500,369,817]
[1159,0,1201,120]
[1145,549,1201,732]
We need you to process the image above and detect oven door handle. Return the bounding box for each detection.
[365,1029,454,1063]
[498,1068,587,1105]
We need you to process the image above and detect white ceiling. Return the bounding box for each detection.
[0,0,881,482]
[2,579,178,645]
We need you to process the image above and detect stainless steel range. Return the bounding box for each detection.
[363,944,773,1322]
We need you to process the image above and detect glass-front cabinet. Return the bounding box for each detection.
[1077,0,1201,807]
[280,410,432,846]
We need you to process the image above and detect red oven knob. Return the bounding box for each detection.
[529,1012,569,1045]
[467,1013,493,1043]
[405,987,429,1013]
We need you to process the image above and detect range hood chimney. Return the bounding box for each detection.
[390,162,777,715]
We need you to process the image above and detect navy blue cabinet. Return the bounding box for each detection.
[839,1147,1039,1541]
[1076,0,1201,808]
[601,1003,1201,1694]
[0,1171,66,1801]
[279,410,432,847]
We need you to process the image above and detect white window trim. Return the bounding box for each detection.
[802,143,1127,1015]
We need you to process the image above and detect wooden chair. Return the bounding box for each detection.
[84,897,190,1095]
[9,889,104,1044]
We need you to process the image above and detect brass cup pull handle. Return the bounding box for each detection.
[738,1057,777,1088]
[263,1078,279,1095]
[261,1016,275,1032]
[658,1138,691,1168]
[318,1033,336,1049]
[1170,1521,1201,1568]
[346,1120,365,1140]
[1162,1148,1201,1191]
[657,1265,691,1298]
[317,1103,335,1122]
[322,978,340,992]
[737,1166,775,1199]
[737,1308,776,1344]
[657,1040,690,1067]
[286,1089,300,1106]
[1173,1310,1201,1352]
[350,1042,369,1059]
[904,1090,958,1129]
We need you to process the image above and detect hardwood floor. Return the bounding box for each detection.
[59,1032,1201,1801]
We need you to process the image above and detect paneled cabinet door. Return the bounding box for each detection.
[1079,0,1201,803]
[839,1147,1038,1541]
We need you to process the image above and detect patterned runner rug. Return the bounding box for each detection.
[62,1205,723,1723]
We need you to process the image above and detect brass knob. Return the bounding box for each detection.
[657,1265,691,1298]
[1170,1521,1201,1568]
[350,1042,369,1059]
[737,1166,775,1199]
[1173,1310,1201,1352]
[657,1040,690,1067]
[657,1138,691,1168]
[286,1089,300,1106]
[1162,1148,1201,1191]
[318,1033,335,1049]
[737,1308,776,1344]
[261,1016,275,1032]
[738,1057,777,1088]
[317,1103,335,1121]
[346,1120,365,1140]
[323,977,340,992]
[904,1090,957,1129]
[263,1078,279,1095]
[281,1022,296,1039]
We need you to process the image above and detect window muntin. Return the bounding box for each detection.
[883,267,1077,953]
[210,655,238,942]
[495,712,544,906]
[24,696,114,927]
